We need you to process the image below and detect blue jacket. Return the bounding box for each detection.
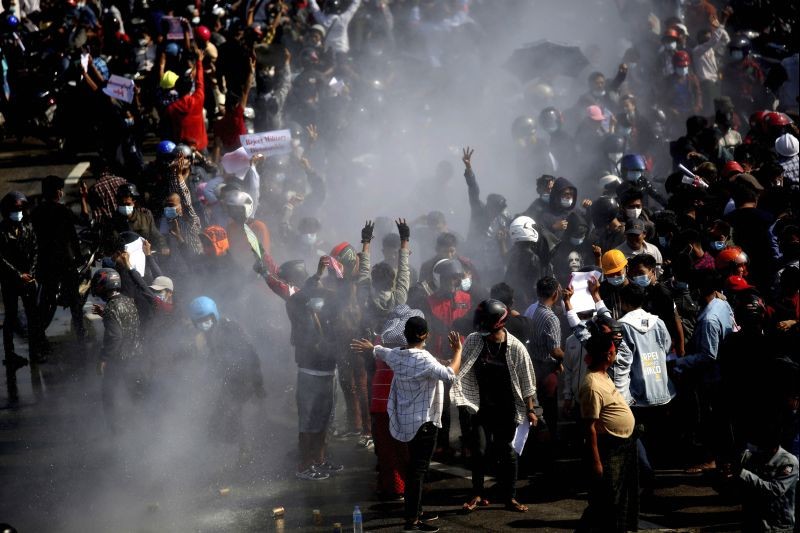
[675,297,736,382]
[619,308,675,407]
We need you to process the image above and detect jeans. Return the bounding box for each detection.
[471,411,518,501]
[405,422,438,524]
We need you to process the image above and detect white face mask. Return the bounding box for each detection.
[665,41,677,51]
[118,205,134,216]
[625,207,642,219]
[540,192,550,202]
[560,198,573,208]
[676,66,689,76]
[196,319,214,332]
[301,233,317,245]
[460,277,472,292]
[8,211,23,222]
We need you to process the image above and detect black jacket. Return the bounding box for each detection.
[0,219,38,282]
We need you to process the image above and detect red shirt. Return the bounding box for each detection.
[427,290,472,359]
[166,66,208,150]
[213,105,245,152]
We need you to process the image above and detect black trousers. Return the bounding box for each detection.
[579,434,639,532]
[37,267,86,340]
[405,422,438,524]
[470,410,518,501]
[2,280,42,359]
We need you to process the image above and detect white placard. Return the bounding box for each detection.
[102,74,135,103]
[239,129,293,157]
[569,270,602,313]
[512,421,530,456]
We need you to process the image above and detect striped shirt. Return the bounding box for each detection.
[373,346,455,443]
[528,303,561,364]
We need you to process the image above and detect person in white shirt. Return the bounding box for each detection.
[307,0,362,56]
[352,317,462,533]
[615,218,663,271]
[691,11,731,113]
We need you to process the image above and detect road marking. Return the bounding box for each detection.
[66,161,90,185]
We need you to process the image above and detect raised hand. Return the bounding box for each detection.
[462,147,474,169]
[396,218,410,241]
[361,220,375,244]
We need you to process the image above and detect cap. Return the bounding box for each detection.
[160,71,179,89]
[725,275,753,292]
[721,161,744,179]
[149,276,174,292]
[587,105,604,121]
[601,249,628,275]
[625,218,646,235]
[733,172,764,191]
[310,24,326,37]
[674,23,688,36]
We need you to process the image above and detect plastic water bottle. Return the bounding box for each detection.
[352,505,363,533]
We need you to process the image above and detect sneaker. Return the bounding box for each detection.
[314,461,344,473]
[418,512,438,522]
[357,435,374,448]
[296,468,329,481]
[402,522,439,532]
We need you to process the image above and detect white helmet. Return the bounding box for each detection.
[223,190,254,219]
[599,174,622,189]
[775,133,799,158]
[509,216,539,243]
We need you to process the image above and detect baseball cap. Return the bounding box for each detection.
[149,276,174,292]
[625,218,646,235]
[587,105,604,121]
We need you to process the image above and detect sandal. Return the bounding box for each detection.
[505,499,528,513]
[462,496,489,513]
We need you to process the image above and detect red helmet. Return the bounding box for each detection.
[663,28,680,40]
[766,112,792,128]
[748,110,770,131]
[715,246,748,271]
[721,161,744,179]
[195,25,211,43]
[672,50,691,67]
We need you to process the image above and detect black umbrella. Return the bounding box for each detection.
[505,40,590,81]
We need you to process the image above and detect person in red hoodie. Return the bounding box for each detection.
[370,304,419,500]
[427,258,473,458]
[165,48,208,152]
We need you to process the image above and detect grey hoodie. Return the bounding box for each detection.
[619,308,675,407]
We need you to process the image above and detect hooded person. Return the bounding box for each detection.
[504,216,551,310]
[551,210,595,286]
[538,176,578,239]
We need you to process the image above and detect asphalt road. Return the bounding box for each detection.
[0,141,744,532]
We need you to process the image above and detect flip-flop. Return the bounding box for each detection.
[505,500,529,513]
[462,497,489,513]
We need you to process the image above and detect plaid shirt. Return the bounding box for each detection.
[451,331,537,425]
[373,346,455,443]
[88,172,128,222]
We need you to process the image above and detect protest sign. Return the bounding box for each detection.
[239,129,293,157]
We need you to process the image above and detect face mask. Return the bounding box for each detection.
[543,123,558,133]
[460,277,472,292]
[625,207,642,219]
[592,89,606,98]
[676,66,689,76]
[607,274,625,287]
[632,274,650,287]
[674,281,689,290]
[118,205,134,216]
[164,206,179,220]
[569,236,584,246]
[8,211,23,222]
[301,233,317,245]
[731,50,743,60]
[540,193,550,202]
[138,38,148,47]
[560,198,573,208]
[665,41,677,51]
[196,319,214,332]
[658,236,668,248]
[710,241,726,251]
[124,117,135,127]
[626,170,643,182]
[479,331,492,337]
[608,152,623,162]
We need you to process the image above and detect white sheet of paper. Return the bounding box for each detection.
[124,237,146,278]
[569,270,602,313]
[512,421,530,456]
[102,74,135,103]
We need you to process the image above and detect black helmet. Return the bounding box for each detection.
[473,299,509,333]
[433,258,464,285]
[0,191,27,216]
[602,133,627,154]
[590,196,620,227]
[116,183,140,199]
[511,116,536,141]
[729,34,751,56]
[175,143,193,158]
[278,260,308,287]
[734,292,765,325]
[91,268,122,298]
[538,107,562,133]
[588,314,623,347]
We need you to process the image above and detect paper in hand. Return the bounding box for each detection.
[512,421,530,456]
[569,270,602,313]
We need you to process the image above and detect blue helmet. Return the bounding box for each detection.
[4,14,19,31]
[165,42,180,57]
[189,296,219,322]
[156,140,176,157]
[620,154,646,182]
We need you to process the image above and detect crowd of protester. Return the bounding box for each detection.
[0,0,798,531]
